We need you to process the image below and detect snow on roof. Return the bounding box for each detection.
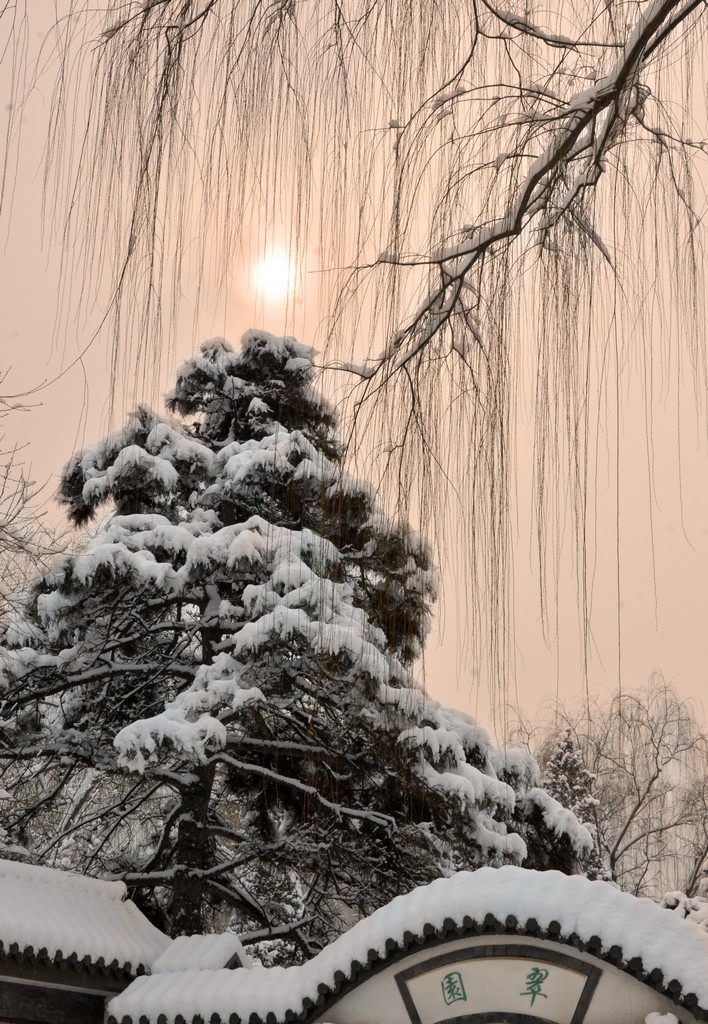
[151,933,251,973]
[0,859,170,975]
[108,866,708,1024]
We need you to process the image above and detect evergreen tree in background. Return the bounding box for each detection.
[542,728,609,881]
[0,332,590,957]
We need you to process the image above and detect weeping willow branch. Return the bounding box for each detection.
[29,0,708,699]
[366,0,697,373]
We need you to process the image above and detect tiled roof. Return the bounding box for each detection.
[107,867,708,1024]
[0,858,170,977]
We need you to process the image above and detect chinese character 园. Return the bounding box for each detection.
[441,971,467,1006]
[520,966,549,1007]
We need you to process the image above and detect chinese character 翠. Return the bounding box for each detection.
[520,966,549,1007]
[441,970,467,1006]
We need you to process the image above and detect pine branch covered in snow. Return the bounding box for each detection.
[661,869,708,931]
[661,890,708,930]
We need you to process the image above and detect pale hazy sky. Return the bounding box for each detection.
[3,6,708,738]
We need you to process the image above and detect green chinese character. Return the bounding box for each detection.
[441,971,467,1006]
[521,966,549,1007]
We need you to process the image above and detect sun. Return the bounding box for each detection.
[253,249,296,303]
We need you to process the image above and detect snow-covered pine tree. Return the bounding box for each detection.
[542,728,609,881]
[0,332,590,954]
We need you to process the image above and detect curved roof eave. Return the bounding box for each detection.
[107,867,708,1024]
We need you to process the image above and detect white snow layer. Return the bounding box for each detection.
[151,932,251,972]
[0,859,169,970]
[108,867,708,1023]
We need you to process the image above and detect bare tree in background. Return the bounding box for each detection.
[4,0,708,695]
[525,680,708,898]
[0,379,63,629]
[0,376,66,857]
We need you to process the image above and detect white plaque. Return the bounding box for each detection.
[395,945,600,1024]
